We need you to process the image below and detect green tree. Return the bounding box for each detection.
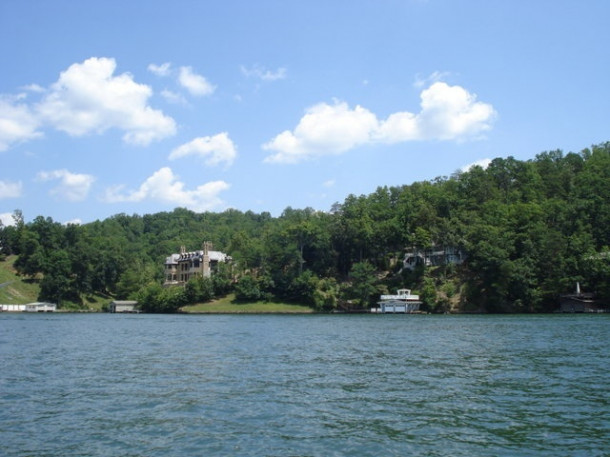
[185,276,214,303]
[39,250,73,305]
[312,277,339,311]
[349,261,377,307]
[235,274,273,302]
[212,262,233,296]
[14,230,44,277]
[420,277,437,311]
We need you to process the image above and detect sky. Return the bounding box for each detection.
[1,0,608,226]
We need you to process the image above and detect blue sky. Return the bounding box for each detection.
[1,0,608,225]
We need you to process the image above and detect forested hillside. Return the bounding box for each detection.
[2,142,609,313]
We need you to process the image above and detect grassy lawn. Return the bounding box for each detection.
[0,256,39,304]
[181,293,315,314]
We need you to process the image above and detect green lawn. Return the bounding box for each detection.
[181,294,315,314]
[0,256,39,304]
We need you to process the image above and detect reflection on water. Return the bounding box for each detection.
[1,314,608,456]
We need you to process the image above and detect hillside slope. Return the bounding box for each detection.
[0,256,40,304]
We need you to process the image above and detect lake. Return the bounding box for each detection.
[1,313,608,457]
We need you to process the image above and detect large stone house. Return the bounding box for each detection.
[164,242,231,286]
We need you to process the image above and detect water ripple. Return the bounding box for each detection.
[1,314,608,456]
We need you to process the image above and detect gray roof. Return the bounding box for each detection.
[165,250,229,264]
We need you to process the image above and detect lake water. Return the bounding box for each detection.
[1,313,608,457]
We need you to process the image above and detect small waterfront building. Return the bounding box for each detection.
[0,304,27,312]
[559,283,608,313]
[164,242,231,286]
[109,300,139,313]
[24,302,57,312]
[373,289,422,313]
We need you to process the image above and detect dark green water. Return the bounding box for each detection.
[1,314,608,456]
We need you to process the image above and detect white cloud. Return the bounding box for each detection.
[323,179,336,188]
[150,62,216,100]
[103,167,229,212]
[169,132,237,167]
[22,84,46,93]
[263,82,496,163]
[178,66,215,96]
[161,89,188,105]
[414,82,496,141]
[263,101,378,163]
[36,169,95,201]
[0,180,23,199]
[148,62,172,77]
[413,71,450,89]
[0,96,42,151]
[241,64,287,82]
[0,212,16,226]
[36,57,176,145]
[460,158,492,172]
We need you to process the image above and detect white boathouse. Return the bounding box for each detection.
[373,289,422,313]
[24,302,57,312]
[109,300,139,313]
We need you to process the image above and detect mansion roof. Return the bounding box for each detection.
[165,250,230,265]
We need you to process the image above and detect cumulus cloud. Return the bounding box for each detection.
[0,96,42,151]
[148,62,172,77]
[263,82,496,164]
[149,62,215,100]
[413,82,496,140]
[36,169,96,201]
[241,64,287,81]
[0,180,23,199]
[263,101,378,163]
[0,58,177,150]
[35,57,176,145]
[0,212,16,226]
[169,132,237,167]
[103,167,229,212]
[178,66,215,96]
[460,158,492,172]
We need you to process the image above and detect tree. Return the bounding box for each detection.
[348,261,377,307]
[212,262,233,296]
[313,277,339,311]
[235,274,259,301]
[14,230,44,277]
[185,276,214,303]
[39,250,74,305]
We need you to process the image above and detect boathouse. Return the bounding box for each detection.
[559,283,608,313]
[24,302,57,312]
[0,304,26,312]
[373,289,422,313]
[109,300,139,313]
